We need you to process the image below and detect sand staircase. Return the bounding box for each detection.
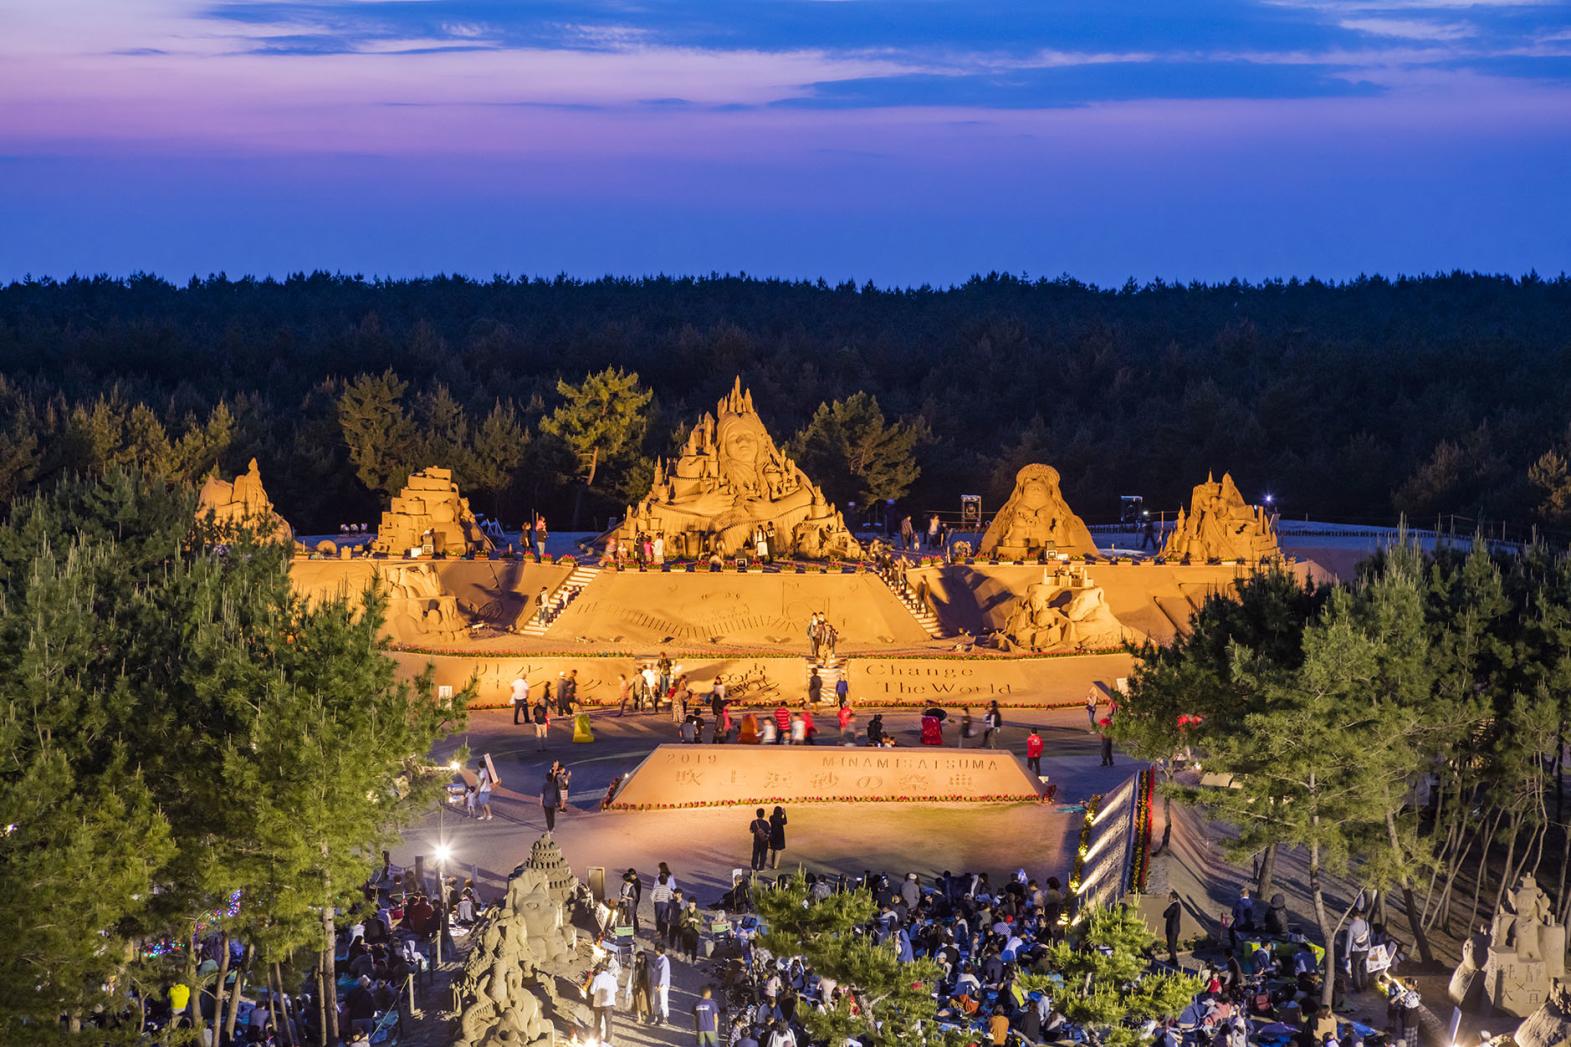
[876,570,948,638]
[807,657,844,700]
[519,563,602,636]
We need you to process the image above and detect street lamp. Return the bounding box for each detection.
[433,843,452,967]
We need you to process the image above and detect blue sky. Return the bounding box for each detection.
[1,0,1568,283]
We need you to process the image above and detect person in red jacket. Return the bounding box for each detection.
[1025,728,1045,777]
[773,703,791,744]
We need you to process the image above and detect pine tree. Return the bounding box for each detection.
[790,392,929,507]
[337,370,416,497]
[1019,905,1202,1047]
[539,368,653,526]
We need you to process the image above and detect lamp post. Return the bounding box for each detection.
[433,842,451,968]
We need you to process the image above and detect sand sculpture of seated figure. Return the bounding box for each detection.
[999,569,1137,653]
[455,866,575,1047]
[1162,472,1279,562]
[196,459,294,545]
[1450,873,1568,1018]
[617,378,861,560]
[980,464,1097,559]
[504,868,572,966]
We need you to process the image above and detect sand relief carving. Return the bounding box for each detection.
[979,464,1097,559]
[995,566,1141,654]
[616,377,861,560]
[196,458,293,544]
[378,562,470,642]
[454,835,585,1047]
[1450,874,1568,1018]
[371,467,494,557]
[1161,471,1280,562]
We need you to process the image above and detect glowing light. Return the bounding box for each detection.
[434,843,453,865]
[448,759,461,771]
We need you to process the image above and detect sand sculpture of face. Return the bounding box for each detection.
[717,411,769,495]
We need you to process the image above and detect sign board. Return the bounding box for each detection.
[960,495,981,526]
[483,752,502,788]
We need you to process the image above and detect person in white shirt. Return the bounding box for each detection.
[590,964,619,1043]
[511,677,531,725]
[651,943,672,1025]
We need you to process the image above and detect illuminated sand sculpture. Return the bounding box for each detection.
[979,463,1097,559]
[994,566,1145,653]
[1161,471,1280,562]
[371,466,493,557]
[605,744,1049,810]
[378,562,470,643]
[196,458,293,544]
[1451,874,1569,1018]
[614,377,860,560]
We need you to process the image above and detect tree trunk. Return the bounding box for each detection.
[1255,842,1278,899]
[213,932,232,1044]
[1385,809,1435,965]
[1309,839,1337,1009]
[275,960,297,1047]
[185,927,202,1033]
[225,943,254,1043]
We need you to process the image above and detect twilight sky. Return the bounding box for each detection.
[2,0,1569,284]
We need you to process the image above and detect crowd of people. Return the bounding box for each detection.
[579,860,1422,1047]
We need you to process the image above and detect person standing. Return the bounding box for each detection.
[475,764,495,821]
[900,515,915,550]
[749,808,771,871]
[807,669,822,706]
[837,702,855,744]
[1345,908,1372,992]
[511,675,531,725]
[532,697,550,751]
[768,806,788,869]
[652,943,672,1026]
[1163,891,1183,966]
[620,868,643,933]
[534,513,548,561]
[834,673,849,707]
[1085,689,1100,733]
[1100,730,1115,766]
[630,952,652,1025]
[958,707,974,748]
[927,513,941,550]
[651,874,675,942]
[806,613,821,662]
[1025,727,1044,777]
[982,701,1003,749]
[535,587,550,625]
[590,963,618,1044]
[693,986,720,1047]
[542,766,562,832]
[773,703,791,744]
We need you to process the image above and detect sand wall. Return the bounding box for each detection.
[605,743,1048,810]
[290,558,574,638]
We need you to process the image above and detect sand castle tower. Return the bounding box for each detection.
[1161,472,1279,562]
[527,833,576,905]
[614,377,861,560]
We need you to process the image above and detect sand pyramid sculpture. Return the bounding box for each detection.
[371,466,494,557]
[615,377,862,560]
[1161,471,1280,562]
[195,458,294,544]
[979,463,1098,559]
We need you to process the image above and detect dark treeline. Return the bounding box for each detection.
[3,269,1570,534]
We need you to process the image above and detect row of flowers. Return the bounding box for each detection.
[606,792,1045,811]
[1067,792,1103,900]
[387,643,1124,663]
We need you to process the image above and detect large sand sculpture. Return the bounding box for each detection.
[454,834,588,1047]
[1162,472,1279,562]
[371,466,493,557]
[615,378,860,560]
[378,562,471,643]
[1450,874,1568,1018]
[995,566,1143,653]
[195,459,293,544]
[980,464,1097,559]
[606,744,1047,809]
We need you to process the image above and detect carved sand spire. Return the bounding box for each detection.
[196,458,293,544]
[613,377,861,560]
[979,463,1097,559]
[1160,471,1280,562]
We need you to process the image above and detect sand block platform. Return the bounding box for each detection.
[604,743,1048,810]
[546,570,930,646]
